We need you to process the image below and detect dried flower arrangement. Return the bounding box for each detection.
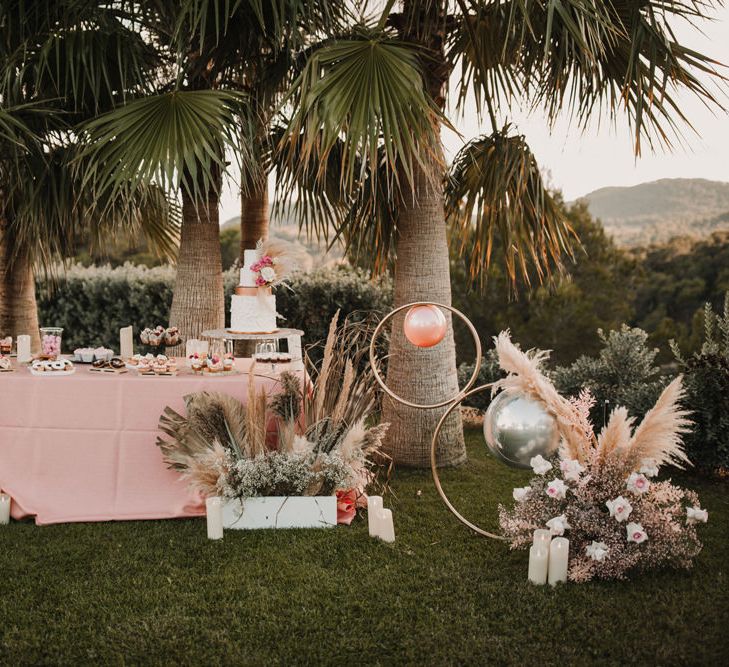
[494,332,709,582]
[156,313,389,508]
[249,238,302,288]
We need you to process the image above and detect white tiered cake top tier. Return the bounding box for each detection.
[239,249,259,287]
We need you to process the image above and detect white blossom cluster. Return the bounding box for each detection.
[221,450,352,499]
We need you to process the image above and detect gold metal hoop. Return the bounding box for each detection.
[430,383,508,541]
[369,302,483,410]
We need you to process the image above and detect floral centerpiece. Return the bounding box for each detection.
[249,239,300,289]
[156,313,388,524]
[494,332,709,582]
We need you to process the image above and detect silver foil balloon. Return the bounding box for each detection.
[483,391,560,469]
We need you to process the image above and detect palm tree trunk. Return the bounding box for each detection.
[0,226,40,351]
[240,183,269,258]
[381,155,466,467]
[381,0,465,467]
[168,189,225,350]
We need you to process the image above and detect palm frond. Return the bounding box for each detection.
[517,0,725,153]
[77,89,253,204]
[445,127,577,289]
[278,29,443,214]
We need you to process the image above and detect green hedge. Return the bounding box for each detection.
[37,263,392,352]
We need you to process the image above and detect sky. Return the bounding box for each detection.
[219,5,729,223]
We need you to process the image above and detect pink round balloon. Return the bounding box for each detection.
[403,305,447,348]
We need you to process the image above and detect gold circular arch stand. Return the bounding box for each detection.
[430,383,507,541]
[370,301,506,541]
[368,301,483,410]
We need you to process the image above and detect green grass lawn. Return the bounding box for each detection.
[1,429,727,666]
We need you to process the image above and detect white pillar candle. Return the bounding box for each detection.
[120,326,134,359]
[548,537,569,586]
[0,493,11,525]
[533,528,552,550]
[16,335,32,363]
[376,508,395,543]
[528,545,549,585]
[367,495,383,537]
[205,496,223,540]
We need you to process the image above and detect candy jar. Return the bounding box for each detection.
[39,327,63,360]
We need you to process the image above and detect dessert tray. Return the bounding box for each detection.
[126,353,179,376]
[73,347,115,364]
[29,359,75,376]
[89,357,128,374]
[188,353,237,376]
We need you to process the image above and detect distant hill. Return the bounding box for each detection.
[575,178,729,246]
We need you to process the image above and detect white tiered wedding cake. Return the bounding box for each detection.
[230,249,278,333]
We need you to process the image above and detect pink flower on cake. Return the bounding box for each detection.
[606,496,633,522]
[626,472,650,495]
[686,506,708,524]
[626,522,648,544]
[546,514,570,536]
[255,275,267,287]
[546,478,568,500]
[560,458,584,482]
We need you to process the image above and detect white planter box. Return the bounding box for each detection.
[222,496,337,530]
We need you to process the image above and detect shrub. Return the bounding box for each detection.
[37,263,176,351]
[553,325,669,427]
[671,294,729,472]
[37,263,392,353]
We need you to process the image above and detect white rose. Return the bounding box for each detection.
[560,458,584,482]
[546,514,571,536]
[530,455,552,475]
[626,472,651,495]
[606,496,633,522]
[686,506,708,524]
[259,266,276,282]
[546,478,568,500]
[585,541,609,562]
[626,522,648,544]
[639,458,659,477]
[512,486,531,502]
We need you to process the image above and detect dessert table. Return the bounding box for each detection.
[0,358,305,525]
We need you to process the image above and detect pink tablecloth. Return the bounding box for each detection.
[0,359,303,525]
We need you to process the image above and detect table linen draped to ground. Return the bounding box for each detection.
[0,359,303,525]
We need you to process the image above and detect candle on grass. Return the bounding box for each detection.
[533,528,552,550]
[528,545,549,585]
[0,493,11,525]
[206,496,223,540]
[548,537,569,586]
[376,508,395,543]
[367,495,383,537]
